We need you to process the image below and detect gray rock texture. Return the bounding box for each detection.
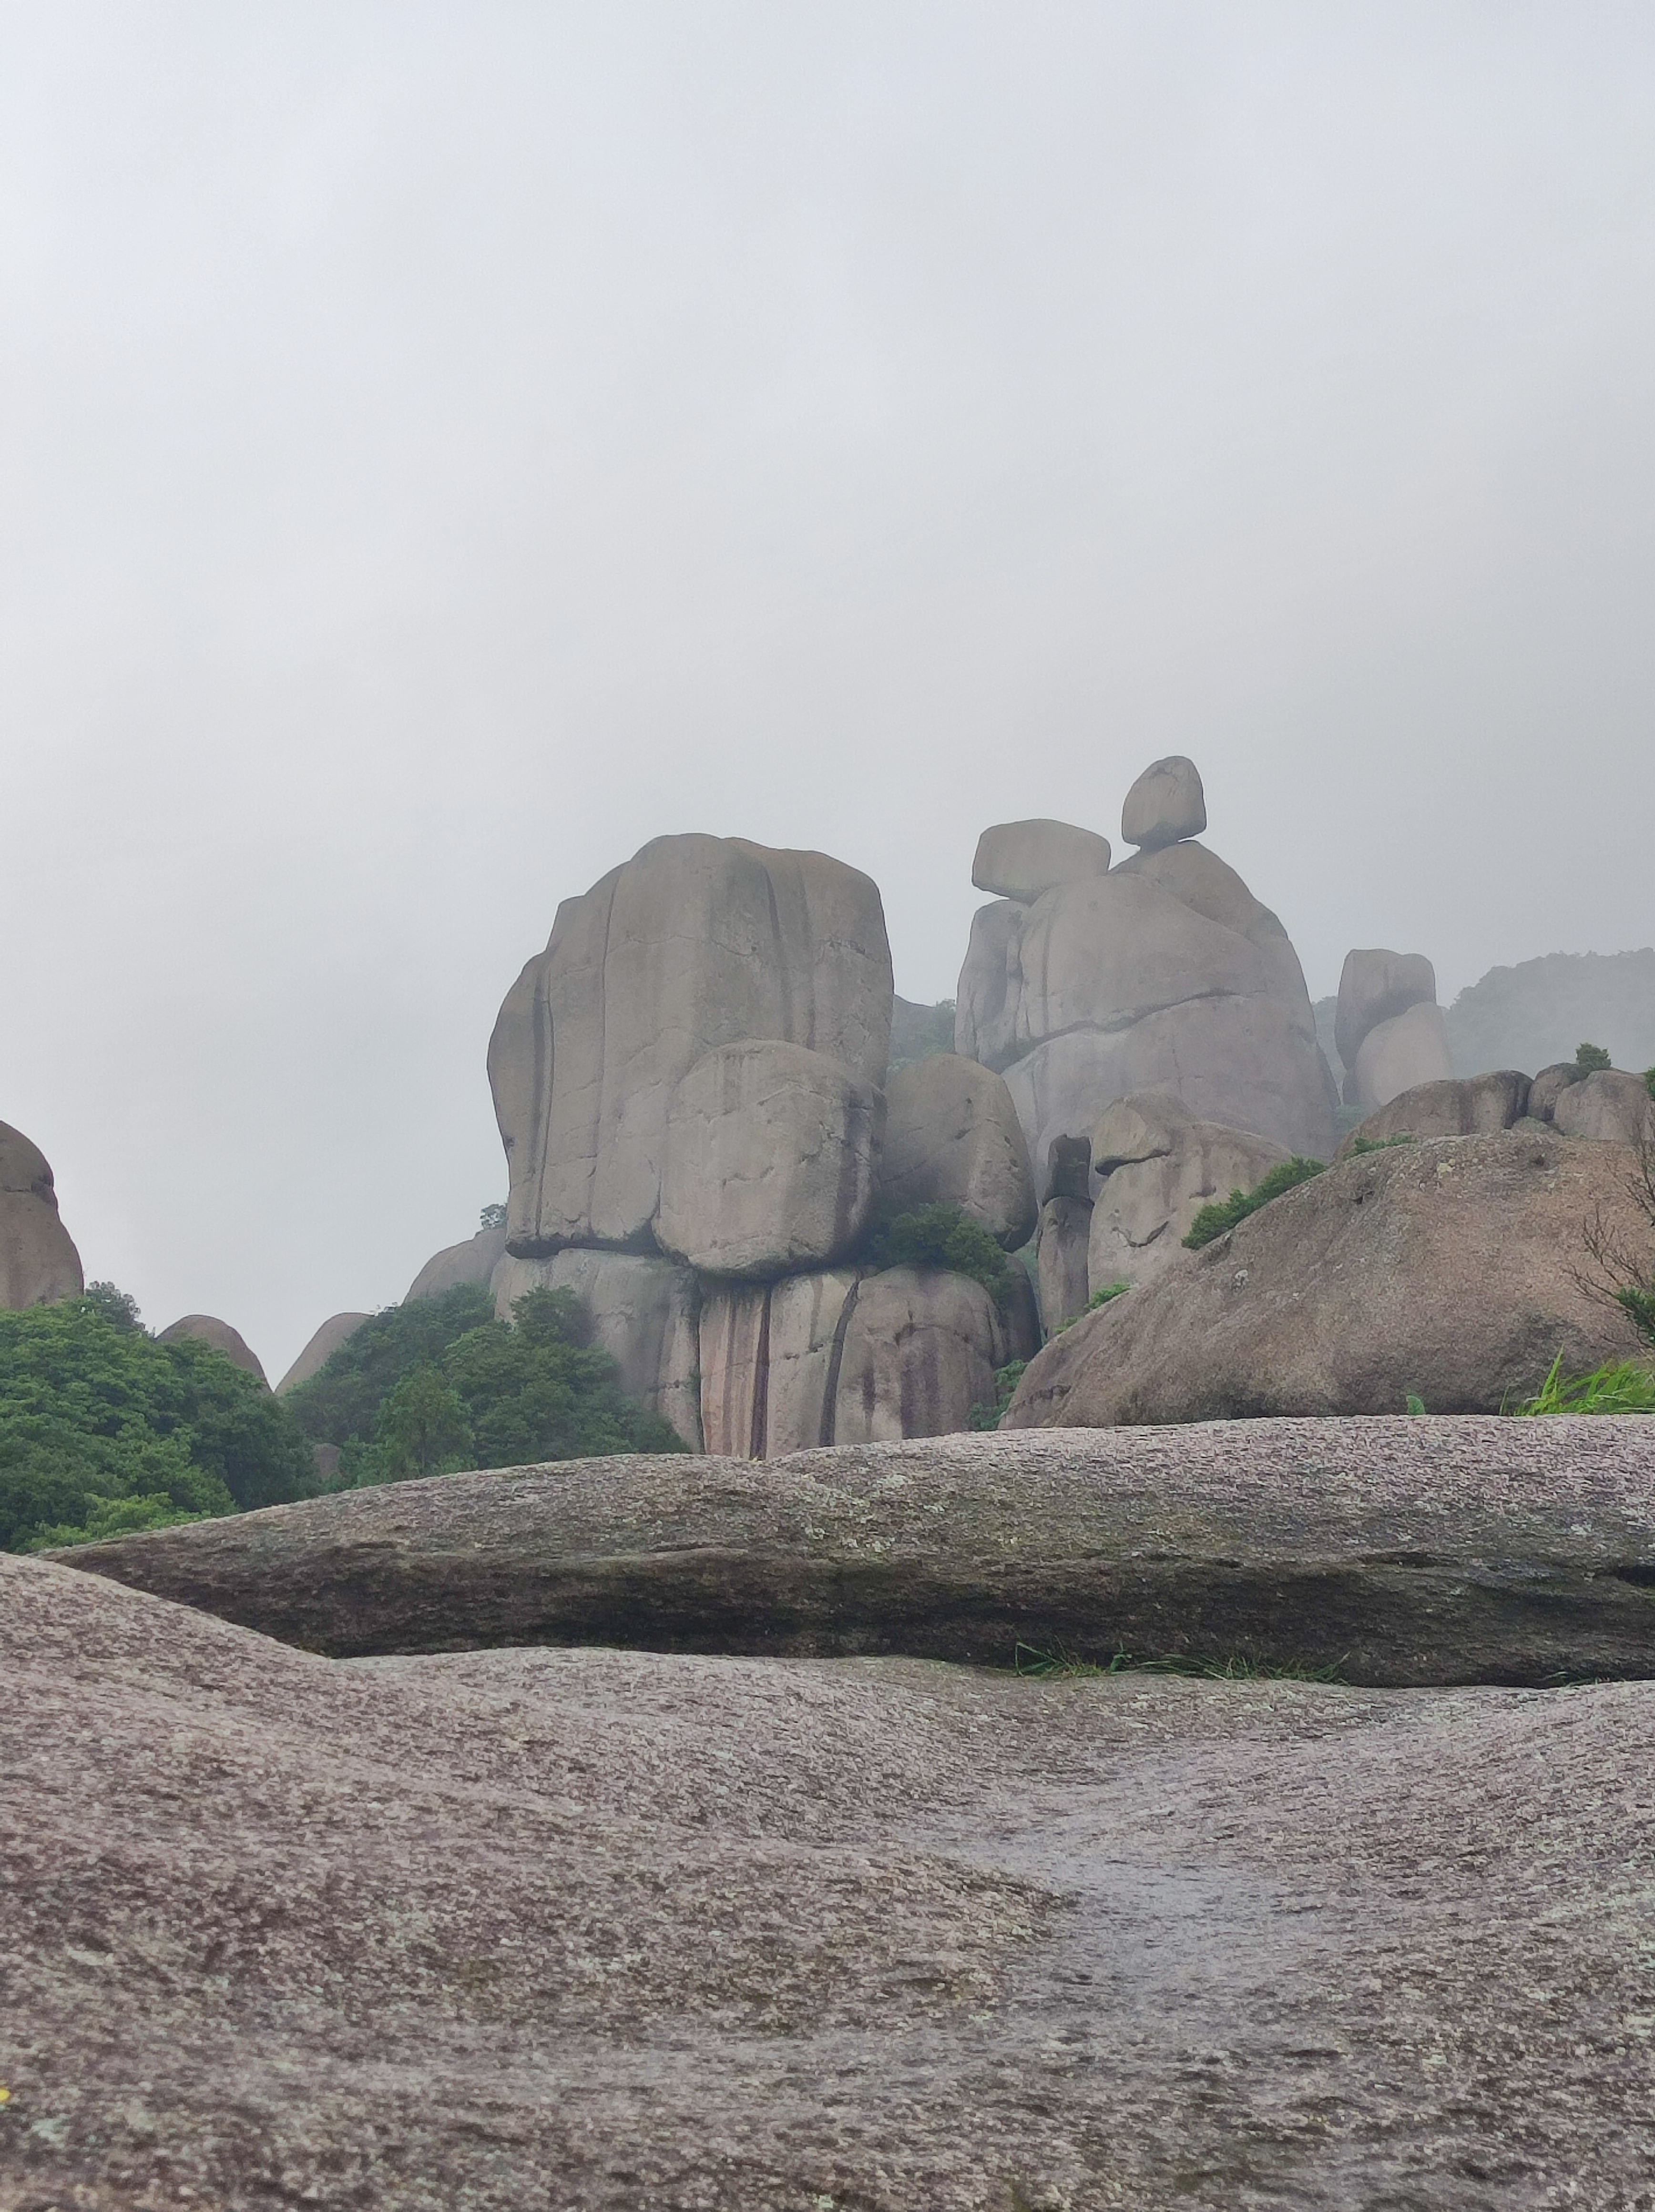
[489,835,892,1254]
[15,1543,1655,2209]
[877,1053,1036,1248]
[155,1314,268,1384]
[1007,1129,1651,1429]
[970,817,1111,901]
[0,1119,82,1310]
[275,1311,370,1396]
[1553,1066,1655,1146]
[1350,998,1455,1108]
[1034,1193,1092,1335]
[952,897,1025,1070]
[1119,753,1205,849]
[697,1279,774,1458]
[1004,995,1336,1198]
[1334,946,1438,1073]
[493,1248,702,1447]
[1087,1093,1288,1290]
[1527,1059,1581,1122]
[657,1039,881,1278]
[47,1418,1655,1685]
[405,1223,509,1301]
[1336,1068,1532,1156]
[831,1265,1007,1444]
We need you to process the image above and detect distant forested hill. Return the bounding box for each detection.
[1446,950,1655,1076]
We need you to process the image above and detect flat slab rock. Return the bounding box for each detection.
[6,1549,1655,2212]
[55,1418,1655,1688]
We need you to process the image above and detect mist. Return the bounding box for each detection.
[3,0,1653,1378]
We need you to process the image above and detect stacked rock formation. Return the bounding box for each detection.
[487,834,1038,1454]
[0,1120,83,1311]
[955,760,1338,1330]
[1332,949,1454,1108]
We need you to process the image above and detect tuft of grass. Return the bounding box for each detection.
[1087,1280,1132,1309]
[1013,1641,1345,1683]
[1511,1353,1655,1416]
[1405,1392,1427,1415]
[1183,1156,1326,1249]
[1645,1066,1655,1102]
[1348,1133,1418,1156]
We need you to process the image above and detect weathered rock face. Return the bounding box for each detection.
[699,1264,1014,1456]
[492,1248,702,1447]
[1119,753,1205,849]
[952,897,1025,1069]
[1087,1093,1288,1290]
[1004,995,1336,1200]
[1034,1194,1092,1334]
[1351,998,1455,1108]
[1007,1129,1650,1429]
[156,1314,268,1385]
[832,1266,1006,1444]
[404,1223,509,1301]
[955,774,1336,1186]
[1337,1069,1532,1155]
[50,1418,1655,1685]
[0,1120,82,1311]
[1334,947,1438,1074]
[876,1054,1035,1248]
[1527,1060,1581,1122]
[656,1040,881,1279]
[1553,1068,1655,1146]
[489,835,892,1255]
[18,1539,1655,2210]
[971,817,1112,901]
[276,1311,370,1396]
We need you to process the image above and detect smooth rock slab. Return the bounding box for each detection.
[405,1223,509,1301]
[155,1313,268,1383]
[276,1310,370,1395]
[14,1549,1655,2210]
[53,1418,1655,1687]
[970,816,1111,901]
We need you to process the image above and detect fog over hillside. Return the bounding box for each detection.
[2,3,1654,1376]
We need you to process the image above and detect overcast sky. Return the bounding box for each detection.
[3,0,1654,1378]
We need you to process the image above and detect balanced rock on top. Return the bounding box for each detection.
[1119,755,1206,850]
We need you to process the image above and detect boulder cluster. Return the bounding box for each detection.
[1332,946,1454,1107]
[484,833,1038,1452]
[953,758,1338,1330]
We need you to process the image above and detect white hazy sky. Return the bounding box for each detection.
[3,1,1654,1379]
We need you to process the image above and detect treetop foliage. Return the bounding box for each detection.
[868,1202,1017,1313]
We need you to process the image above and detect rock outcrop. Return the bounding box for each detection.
[697,1263,1026,1456]
[955,775,1337,1202]
[1333,949,1455,1109]
[1088,1092,1288,1290]
[875,1053,1035,1247]
[404,1223,509,1301]
[276,1311,370,1395]
[0,1120,82,1310]
[50,1418,1655,1684]
[1553,1067,1655,1146]
[1033,1193,1092,1335]
[155,1314,268,1384]
[489,834,892,1256]
[16,1540,1655,2208]
[657,1039,881,1277]
[1336,1069,1532,1154]
[1006,1129,1650,1428]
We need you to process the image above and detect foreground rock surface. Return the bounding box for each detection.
[9,1549,1655,2212]
[1009,1129,1652,1428]
[53,1419,1655,1687]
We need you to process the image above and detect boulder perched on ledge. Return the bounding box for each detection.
[53,1417,1655,1687]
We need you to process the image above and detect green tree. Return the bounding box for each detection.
[282,1283,496,1449]
[0,1291,316,1552]
[867,1203,1017,1312]
[1575,1042,1613,1075]
[357,1364,474,1485]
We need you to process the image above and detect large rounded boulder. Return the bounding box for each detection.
[0,1121,83,1310]
[1006,1128,1654,1427]
[877,1054,1036,1249]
